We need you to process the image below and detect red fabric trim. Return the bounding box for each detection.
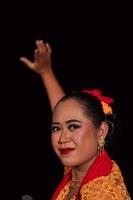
[51,171,71,200]
[51,151,112,200]
[76,151,112,200]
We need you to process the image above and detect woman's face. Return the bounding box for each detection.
[51,99,102,167]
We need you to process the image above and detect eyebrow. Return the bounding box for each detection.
[66,119,82,124]
[52,119,82,125]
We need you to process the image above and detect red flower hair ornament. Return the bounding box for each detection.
[82,89,114,115]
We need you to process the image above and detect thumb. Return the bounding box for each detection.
[20,57,34,69]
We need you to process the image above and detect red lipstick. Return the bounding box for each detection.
[59,148,74,155]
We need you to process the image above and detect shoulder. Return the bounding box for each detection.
[80,161,131,200]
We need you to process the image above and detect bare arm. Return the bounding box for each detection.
[20,40,65,110]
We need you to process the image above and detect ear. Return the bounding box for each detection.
[97,121,109,138]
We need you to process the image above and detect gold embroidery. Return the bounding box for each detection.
[80,161,131,200]
[64,166,71,176]
[56,183,69,200]
[56,161,131,200]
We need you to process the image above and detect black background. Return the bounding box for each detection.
[1,2,133,199]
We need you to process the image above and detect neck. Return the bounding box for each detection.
[71,154,97,182]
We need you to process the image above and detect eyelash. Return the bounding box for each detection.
[51,124,81,133]
[51,126,61,133]
[68,124,80,131]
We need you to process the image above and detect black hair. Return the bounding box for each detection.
[54,91,120,157]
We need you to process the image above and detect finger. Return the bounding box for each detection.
[36,40,47,55]
[46,43,52,55]
[39,40,46,51]
[20,57,34,69]
[34,49,39,58]
[34,49,40,61]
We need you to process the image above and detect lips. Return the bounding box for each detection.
[59,148,75,154]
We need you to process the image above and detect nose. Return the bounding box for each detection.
[58,129,70,144]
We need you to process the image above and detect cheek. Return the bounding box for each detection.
[51,134,59,150]
[75,129,98,150]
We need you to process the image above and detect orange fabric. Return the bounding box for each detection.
[51,151,112,200]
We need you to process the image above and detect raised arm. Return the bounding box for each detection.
[20,40,65,110]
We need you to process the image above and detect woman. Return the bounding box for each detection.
[20,40,131,199]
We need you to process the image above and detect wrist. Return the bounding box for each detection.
[39,67,54,78]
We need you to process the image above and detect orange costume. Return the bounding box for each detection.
[51,151,131,200]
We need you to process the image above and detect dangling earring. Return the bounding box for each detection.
[97,135,105,156]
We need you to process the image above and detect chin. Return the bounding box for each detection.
[60,159,79,168]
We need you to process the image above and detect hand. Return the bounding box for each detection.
[20,40,52,75]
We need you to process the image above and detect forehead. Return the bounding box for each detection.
[53,99,89,121]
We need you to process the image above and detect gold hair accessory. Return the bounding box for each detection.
[101,102,112,115]
[82,89,113,115]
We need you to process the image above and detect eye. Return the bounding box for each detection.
[68,124,81,131]
[51,126,61,133]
